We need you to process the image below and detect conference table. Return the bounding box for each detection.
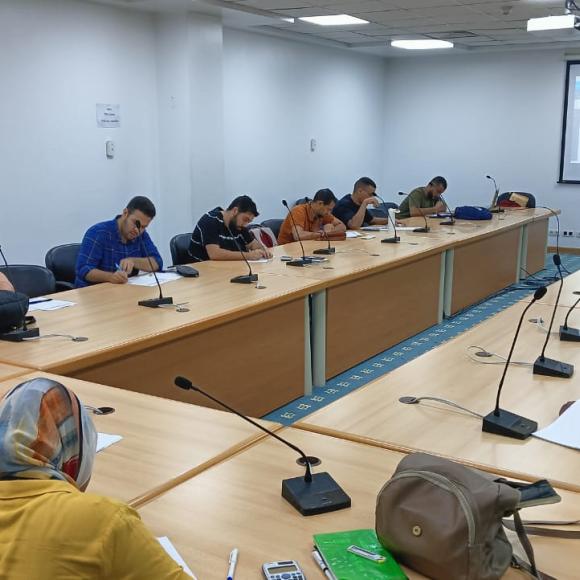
[139,428,580,580]
[297,301,580,493]
[0,208,551,415]
[0,372,280,506]
[0,363,31,381]
[522,267,580,308]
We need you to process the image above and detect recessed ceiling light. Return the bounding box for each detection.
[298,15,369,26]
[527,14,578,32]
[391,39,454,50]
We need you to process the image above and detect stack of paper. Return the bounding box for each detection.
[127,272,182,287]
[96,433,123,453]
[534,401,580,450]
[157,537,197,578]
[28,298,75,312]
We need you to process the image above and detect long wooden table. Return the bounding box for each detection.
[0,372,280,506]
[297,301,580,492]
[0,209,552,410]
[0,363,30,381]
[522,267,580,308]
[139,428,580,580]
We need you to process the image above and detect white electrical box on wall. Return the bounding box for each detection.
[310,138,317,152]
[105,140,115,159]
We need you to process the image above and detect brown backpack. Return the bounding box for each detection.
[376,453,573,580]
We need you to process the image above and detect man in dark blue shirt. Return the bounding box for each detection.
[75,196,163,288]
[189,195,271,262]
[333,177,389,229]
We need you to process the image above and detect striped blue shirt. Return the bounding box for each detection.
[75,217,163,288]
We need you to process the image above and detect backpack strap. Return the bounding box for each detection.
[503,518,580,539]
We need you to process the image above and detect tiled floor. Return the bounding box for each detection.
[264,253,580,425]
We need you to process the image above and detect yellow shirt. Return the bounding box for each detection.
[0,479,191,580]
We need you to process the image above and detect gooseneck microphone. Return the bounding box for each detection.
[533,254,574,377]
[482,286,547,439]
[486,174,504,214]
[375,193,399,244]
[439,193,455,226]
[313,229,335,255]
[225,223,258,284]
[398,191,429,233]
[282,199,313,267]
[174,375,351,516]
[0,244,40,341]
[135,220,173,308]
[560,295,580,342]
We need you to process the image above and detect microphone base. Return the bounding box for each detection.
[560,325,580,342]
[230,274,258,284]
[381,236,400,244]
[138,296,174,308]
[313,248,335,255]
[286,258,313,267]
[533,356,574,378]
[281,472,351,516]
[490,207,505,214]
[413,227,430,233]
[482,408,537,440]
[0,327,40,342]
[440,220,455,226]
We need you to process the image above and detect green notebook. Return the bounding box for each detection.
[313,529,407,580]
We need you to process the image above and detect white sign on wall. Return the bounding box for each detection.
[96,104,120,128]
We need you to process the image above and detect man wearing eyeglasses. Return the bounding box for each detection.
[75,196,163,288]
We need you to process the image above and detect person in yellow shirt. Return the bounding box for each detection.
[0,377,191,579]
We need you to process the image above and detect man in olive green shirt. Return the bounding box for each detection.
[398,176,447,219]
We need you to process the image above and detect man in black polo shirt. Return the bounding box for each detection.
[189,196,272,262]
[333,177,389,230]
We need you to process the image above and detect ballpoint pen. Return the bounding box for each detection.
[227,548,238,580]
[312,549,335,580]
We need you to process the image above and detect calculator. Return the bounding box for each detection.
[262,560,305,580]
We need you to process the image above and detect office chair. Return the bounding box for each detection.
[497,192,536,208]
[260,219,283,239]
[169,233,193,266]
[0,265,56,298]
[45,243,81,291]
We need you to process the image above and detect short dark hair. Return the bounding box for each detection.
[429,176,447,189]
[313,188,337,205]
[228,195,259,217]
[127,196,156,219]
[353,177,377,192]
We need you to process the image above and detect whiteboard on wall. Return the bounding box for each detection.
[559,61,580,183]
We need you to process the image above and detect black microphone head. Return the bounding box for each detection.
[553,254,561,267]
[135,219,142,229]
[174,376,193,390]
[533,286,548,301]
[486,175,492,179]
[398,191,406,196]
[282,199,289,208]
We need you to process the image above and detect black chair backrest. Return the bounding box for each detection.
[293,197,310,207]
[0,265,56,298]
[369,201,399,218]
[45,243,81,291]
[261,219,283,239]
[497,192,536,208]
[170,233,192,266]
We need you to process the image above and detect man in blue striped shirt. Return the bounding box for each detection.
[75,196,163,288]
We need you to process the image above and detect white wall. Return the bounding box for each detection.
[383,49,579,247]
[0,0,160,264]
[223,29,387,221]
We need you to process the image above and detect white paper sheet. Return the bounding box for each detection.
[127,272,182,287]
[157,537,197,579]
[361,225,388,231]
[28,299,75,312]
[346,231,361,238]
[248,258,272,263]
[534,401,580,450]
[96,432,123,453]
[397,226,423,231]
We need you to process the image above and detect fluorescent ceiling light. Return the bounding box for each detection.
[527,14,577,31]
[299,15,369,26]
[391,39,454,50]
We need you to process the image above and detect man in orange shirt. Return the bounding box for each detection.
[278,189,346,245]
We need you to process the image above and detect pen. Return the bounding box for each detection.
[115,263,122,271]
[29,298,52,305]
[312,549,335,580]
[227,548,238,580]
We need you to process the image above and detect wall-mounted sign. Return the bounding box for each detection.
[96,104,120,128]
